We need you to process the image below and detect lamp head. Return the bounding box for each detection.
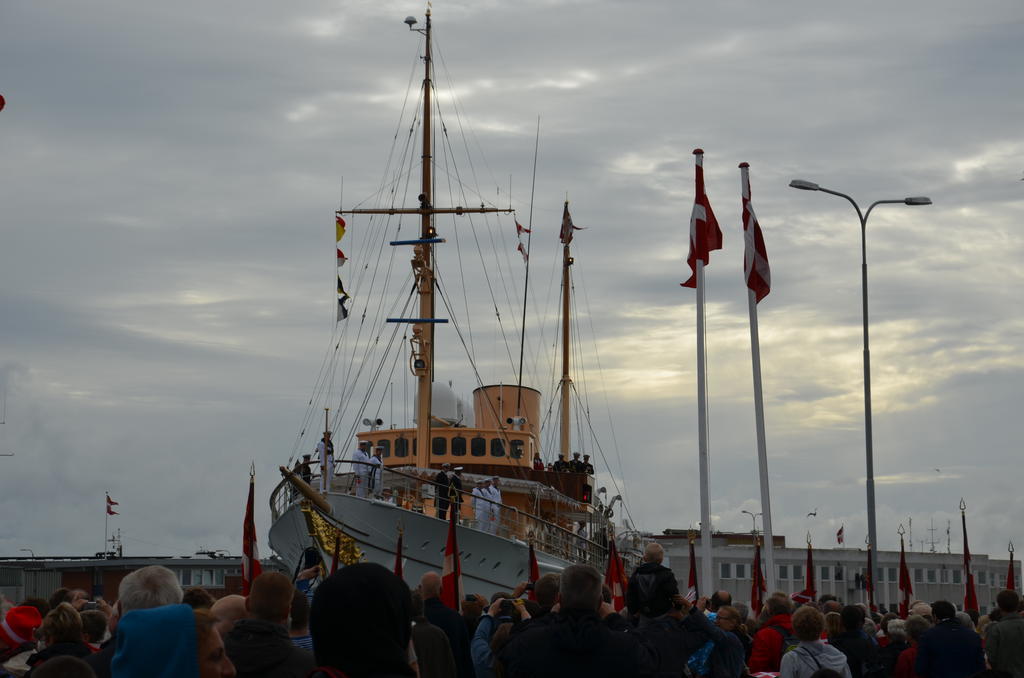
[904,196,932,206]
[789,179,820,191]
[404,16,418,27]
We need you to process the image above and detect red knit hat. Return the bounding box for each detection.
[0,606,42,647]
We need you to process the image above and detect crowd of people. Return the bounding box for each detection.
[2,545,1022,678]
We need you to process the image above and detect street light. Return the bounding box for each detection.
[741,510,762,536]
[789,178,932,555]
[19,548,35,558]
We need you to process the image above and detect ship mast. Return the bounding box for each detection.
[559,205,573,459]
[339,11,510,468]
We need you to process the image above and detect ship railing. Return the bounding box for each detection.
[271,460,608,568]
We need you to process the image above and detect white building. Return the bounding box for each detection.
[654,531,1019,614]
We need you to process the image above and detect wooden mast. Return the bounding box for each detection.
[339,10,510,469]
[559,208,573,459]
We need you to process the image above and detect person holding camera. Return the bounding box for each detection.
[472,597,530,678]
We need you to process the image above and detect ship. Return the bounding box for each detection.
[267,10,633,597]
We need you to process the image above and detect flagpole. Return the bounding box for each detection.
[104,492,108,556]
[696,260,713,597]
[746,286,775,591]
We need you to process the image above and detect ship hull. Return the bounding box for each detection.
[268,491,574,597]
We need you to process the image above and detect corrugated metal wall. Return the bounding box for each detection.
[23,570,62,598]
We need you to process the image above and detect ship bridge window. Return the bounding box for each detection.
[432,437,447,456]
[394,438,409,458]
[377,440,390,458]
[471,437,486,457]
[490,438,506,457]
[510,439,524,459]
[451,436,466,456]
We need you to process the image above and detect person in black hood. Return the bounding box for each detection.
[310,563,416,678]
[223,572,314,678]
[626,542,679,626]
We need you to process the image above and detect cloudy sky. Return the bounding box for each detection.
[1,1,1022,563]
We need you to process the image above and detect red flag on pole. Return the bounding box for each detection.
[866,543,876,612]
[517,242,529,263]
[836,525,844,545]
[739,162,770,302]
[791,539,816,604]
[242,470,263,595]
[962,501,979,612]
[604,539,629,611]
[440,510,462,610]
[686,536,699,602]
[527,542,540,602]
[105,494,119,516]
[516,221,531,235]
[330,533,341,575]
[751,538,767,616]
[394,528,404,579]
[681,149,723,288]
[1007,545,1016,591]
[898,531,912,619]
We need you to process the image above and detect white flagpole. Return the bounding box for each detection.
[740,163,775,592]
[747,286,775,591]
[696,260,713,597]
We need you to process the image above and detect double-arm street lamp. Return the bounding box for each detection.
[788,179,931,555]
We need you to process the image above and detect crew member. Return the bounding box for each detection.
[351,441,371,498]
[434,463,451,520]
[570,452,584,473]
[316,432,335,493]
[368,446,384,496]
[450,467,465,520]
[487,476,503,535]
[582,454,595,475]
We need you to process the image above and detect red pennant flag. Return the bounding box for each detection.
[337,248,347,267]
[751,538,767,616]
[559,202,582,245]
[791,541,816,604]
[517,242,529,263]
[106,505,119,516]
[739,163,771,303]
[336,215,346,242]
[516,221,531,235]
[527,542,540,601]
[898,533,913,619]
[106,494,119,506]
[394,529,404,579]
[242,472,263,595]
[681,149,723,288]
[962,506,979,612]
[604,540,629,611]
[440,510,462,610]
[1008,549,1016,591]
[836,525,844,545]
[866,544,877,612]
[686,537,699,602]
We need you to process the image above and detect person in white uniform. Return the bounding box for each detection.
[350,441,371,497]
[315,432,335,493]
[368,446,384,497]
[471,480,487,530]
[486,476,502,535]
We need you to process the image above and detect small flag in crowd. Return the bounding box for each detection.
[962,500,979,612]
[106,494,119,516]
[242,468,263,596]
[527,542,540,602]
[681,149,722,288]
[836,525,844,545]
[739,162,771,303]
[898,530,913,618]
[394,527,405,580]
[791,539,816,604]
[865,542,876,612]
[559,201,582,245]
[604,540,628,611]
[750,538,767,616]
[440,509,462,610]
[686,536,699,602]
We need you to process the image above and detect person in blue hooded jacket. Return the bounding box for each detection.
[111,604,234,678]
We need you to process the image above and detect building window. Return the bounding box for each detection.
[720,563,732,579]
[820,566,830,582]
[953,570,962,584]
[792,565,802,581]
[979,570,987,585]
[914,568,924,584]
[927,569,937,584]
[734,563,746,580]
[394,438,409,458]
[377,440,391,457]
[471,437,486,457]
[179,570,192,586]
[432,437,447,457]
[833,566,843,581]
[778,565,788,580]
[451,436,466,456]
[941,569,950,584]
[888,567,897,583]
[510,439,524,459]
[490,438,506,457]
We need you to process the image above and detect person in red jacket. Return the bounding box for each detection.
[748,592,795,672]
